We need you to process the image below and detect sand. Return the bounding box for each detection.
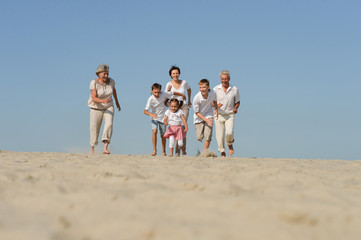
[0,151,360,240]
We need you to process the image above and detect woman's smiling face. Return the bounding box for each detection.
[98,71,109,81]
[171,69,180,81]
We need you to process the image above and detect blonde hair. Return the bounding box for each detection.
[220,70,230,79]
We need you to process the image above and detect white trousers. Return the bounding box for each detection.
[215,113,235,153]
[169,136,184,148]
[89,106,114,146]
[174,104,189,155]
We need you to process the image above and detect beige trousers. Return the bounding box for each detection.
[215,113,235,153]
[89,106,114,147]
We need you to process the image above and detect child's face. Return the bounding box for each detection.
[152,88,161,98]
[170,101,179,112]
[199,83,209,95]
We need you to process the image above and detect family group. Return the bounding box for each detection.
[88,64,240,157]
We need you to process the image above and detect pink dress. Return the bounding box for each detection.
[163,109,186,140]
[163,125,186,140]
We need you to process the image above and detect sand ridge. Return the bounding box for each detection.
[1,151,361,240]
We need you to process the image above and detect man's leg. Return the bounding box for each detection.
[225,114,235,156]
[215,114,226,156]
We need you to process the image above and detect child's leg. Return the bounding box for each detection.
[158,122,167,156]
[203,122,212,151]
[169,136,175,157]
[178,139,187,155]
[152,129,158,156]
[204,140,211,150]
[161,136,167,156]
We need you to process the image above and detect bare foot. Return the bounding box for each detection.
[228,145,234,156]
[168,154,173,157]
[103,141,110,154]
[162,152,167,156]
[151,151,157,156]
[182,150,187,156]
[221,152,226,157]
[90,147,94,154]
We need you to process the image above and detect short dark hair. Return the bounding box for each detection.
[169,65,181,77]
[152,83,162,90]
[199,79,209,86]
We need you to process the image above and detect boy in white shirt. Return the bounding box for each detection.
[192,79,218,152]
[144,83,172,156]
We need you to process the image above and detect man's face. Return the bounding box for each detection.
[220,74,230,88]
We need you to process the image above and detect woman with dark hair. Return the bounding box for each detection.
[165,65,192,155]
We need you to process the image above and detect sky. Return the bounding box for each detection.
[0,0,360,160]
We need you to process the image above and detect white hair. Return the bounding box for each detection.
[96,64,109,75]
[220,70,230,79]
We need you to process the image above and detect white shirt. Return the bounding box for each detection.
[88,78,115,109]
[192,90,217,124]
[165,109,184,126]
[213,84,240,114]
[144,91,172,122]
[166,80,191,105]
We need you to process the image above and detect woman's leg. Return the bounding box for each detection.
[90,109,104,153]
[102,106,114,154]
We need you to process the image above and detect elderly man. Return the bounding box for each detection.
[213,70,240,157]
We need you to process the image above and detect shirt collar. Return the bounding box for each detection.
[217,84,233,92]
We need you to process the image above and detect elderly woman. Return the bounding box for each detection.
[88,64,121,154]
[166,65,192,156]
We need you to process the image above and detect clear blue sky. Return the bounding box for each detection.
[1,0,360,159]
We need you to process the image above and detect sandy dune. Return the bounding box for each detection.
[0,151,360,240]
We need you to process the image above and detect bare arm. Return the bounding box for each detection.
[187,88,192,107]
[91,89,110,104]
[164,116,169,126]
[180,115,188,132]
[144,109,157,119]
[113,88,121,111]
[233,101,240,114]
[195,112,213,127]
[173,91,186,100]
[212,100,218,119]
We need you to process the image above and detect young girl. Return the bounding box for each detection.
[163,99,188,157]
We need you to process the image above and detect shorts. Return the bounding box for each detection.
[151,120,166,136]
[195,121,213,142]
